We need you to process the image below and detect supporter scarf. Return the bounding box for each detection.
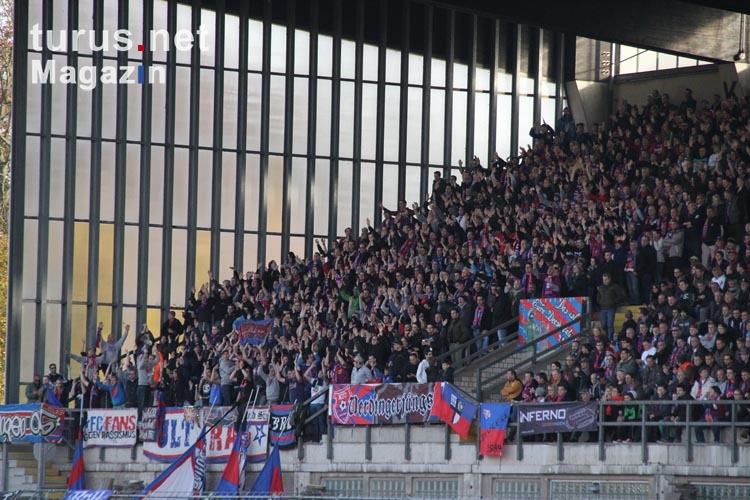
[472,305,485,329]
[625,251,636,271]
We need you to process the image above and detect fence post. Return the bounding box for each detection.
[475,367,481,400]
[444,424,451,461]
[599,401,607,462]
[404,423,411,461]
[326,417,333,461]
[731,400,738,465]
[37,442,45,493]
[1,442,6,491]
[640,402,647,464]
[685,401,703,462]
[366,425,372,461]
[516,417,523,462]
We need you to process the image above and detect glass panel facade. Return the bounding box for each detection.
[615,44,710,76]
[8,0,564,400]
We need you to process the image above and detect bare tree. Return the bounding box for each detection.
[0,0,12,402]
[0,0,11,232]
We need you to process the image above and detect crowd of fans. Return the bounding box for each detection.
[27,87,750,444]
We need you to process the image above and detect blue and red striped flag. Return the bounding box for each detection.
[215,422,247,498]
[269,404,296,448]
[248,444,283,496]
[67,429,85,491]
[155,391,167,447]
[479,403,512,456]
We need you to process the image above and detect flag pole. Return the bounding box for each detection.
[133,401,243,500]
[238,387,260,490]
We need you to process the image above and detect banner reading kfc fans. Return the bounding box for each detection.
[83,408,138,448]
[329,383,436,425]
[518,401,598,436]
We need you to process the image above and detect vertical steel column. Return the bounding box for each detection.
[532,28,543,128]
[234,0,249,271]
[185,0,202,294]
[257,0,272,265]
[397,2,410,203]
[404,423,411,461]
[112,0,130,334]
[34,0,54,373]
[328,0,342,243]
[60,0,80,376]
[304,0,319,259]
[136,0,155,330]
[365,425,372,460]
[210,0,226,276]
[374,1,387,222]
[161,0,178,310]
[351,0,364,233]
[7,0,29,402]
[86,0,105,346]
[509,24,521,160]
[443,10,455,177]
[281,0,296,259]
[419,4,433,200]
[465,14,477,165]
[487,20,499,164]
[554,33,565,125]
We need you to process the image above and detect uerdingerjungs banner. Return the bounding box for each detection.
[329,383,436,425]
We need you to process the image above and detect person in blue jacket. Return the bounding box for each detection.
[96,371,127,409]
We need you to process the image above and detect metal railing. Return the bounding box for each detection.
[0,494,491,500]
[509,398,750,465]
[474,312,592,400]
[434,316,520,373]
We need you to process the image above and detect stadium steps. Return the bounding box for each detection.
[3,444,68,493]
[454,344,543,400]
[455,306,644,403]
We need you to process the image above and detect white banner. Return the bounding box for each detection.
[83,408,138,448]
[143,406,270,463]
[63,491,113,500]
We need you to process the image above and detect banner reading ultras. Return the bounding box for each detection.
[329,383,436,425]
[29,24,210,90]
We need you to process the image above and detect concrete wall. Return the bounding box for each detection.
[566,80,609,131]
[40,424,750,499]
[612,63,749,112]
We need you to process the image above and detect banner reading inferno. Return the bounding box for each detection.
[329,383,436,425]
[518,297,585,350]
[517,401,598,436]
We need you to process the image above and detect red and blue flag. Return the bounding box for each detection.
[479,403,512,456]
[215,421,247,498]
[154,391,167,448]
[132,430,207,500]
[248,444,283,496]
[430,382,477,439]
[67,429,85,491]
